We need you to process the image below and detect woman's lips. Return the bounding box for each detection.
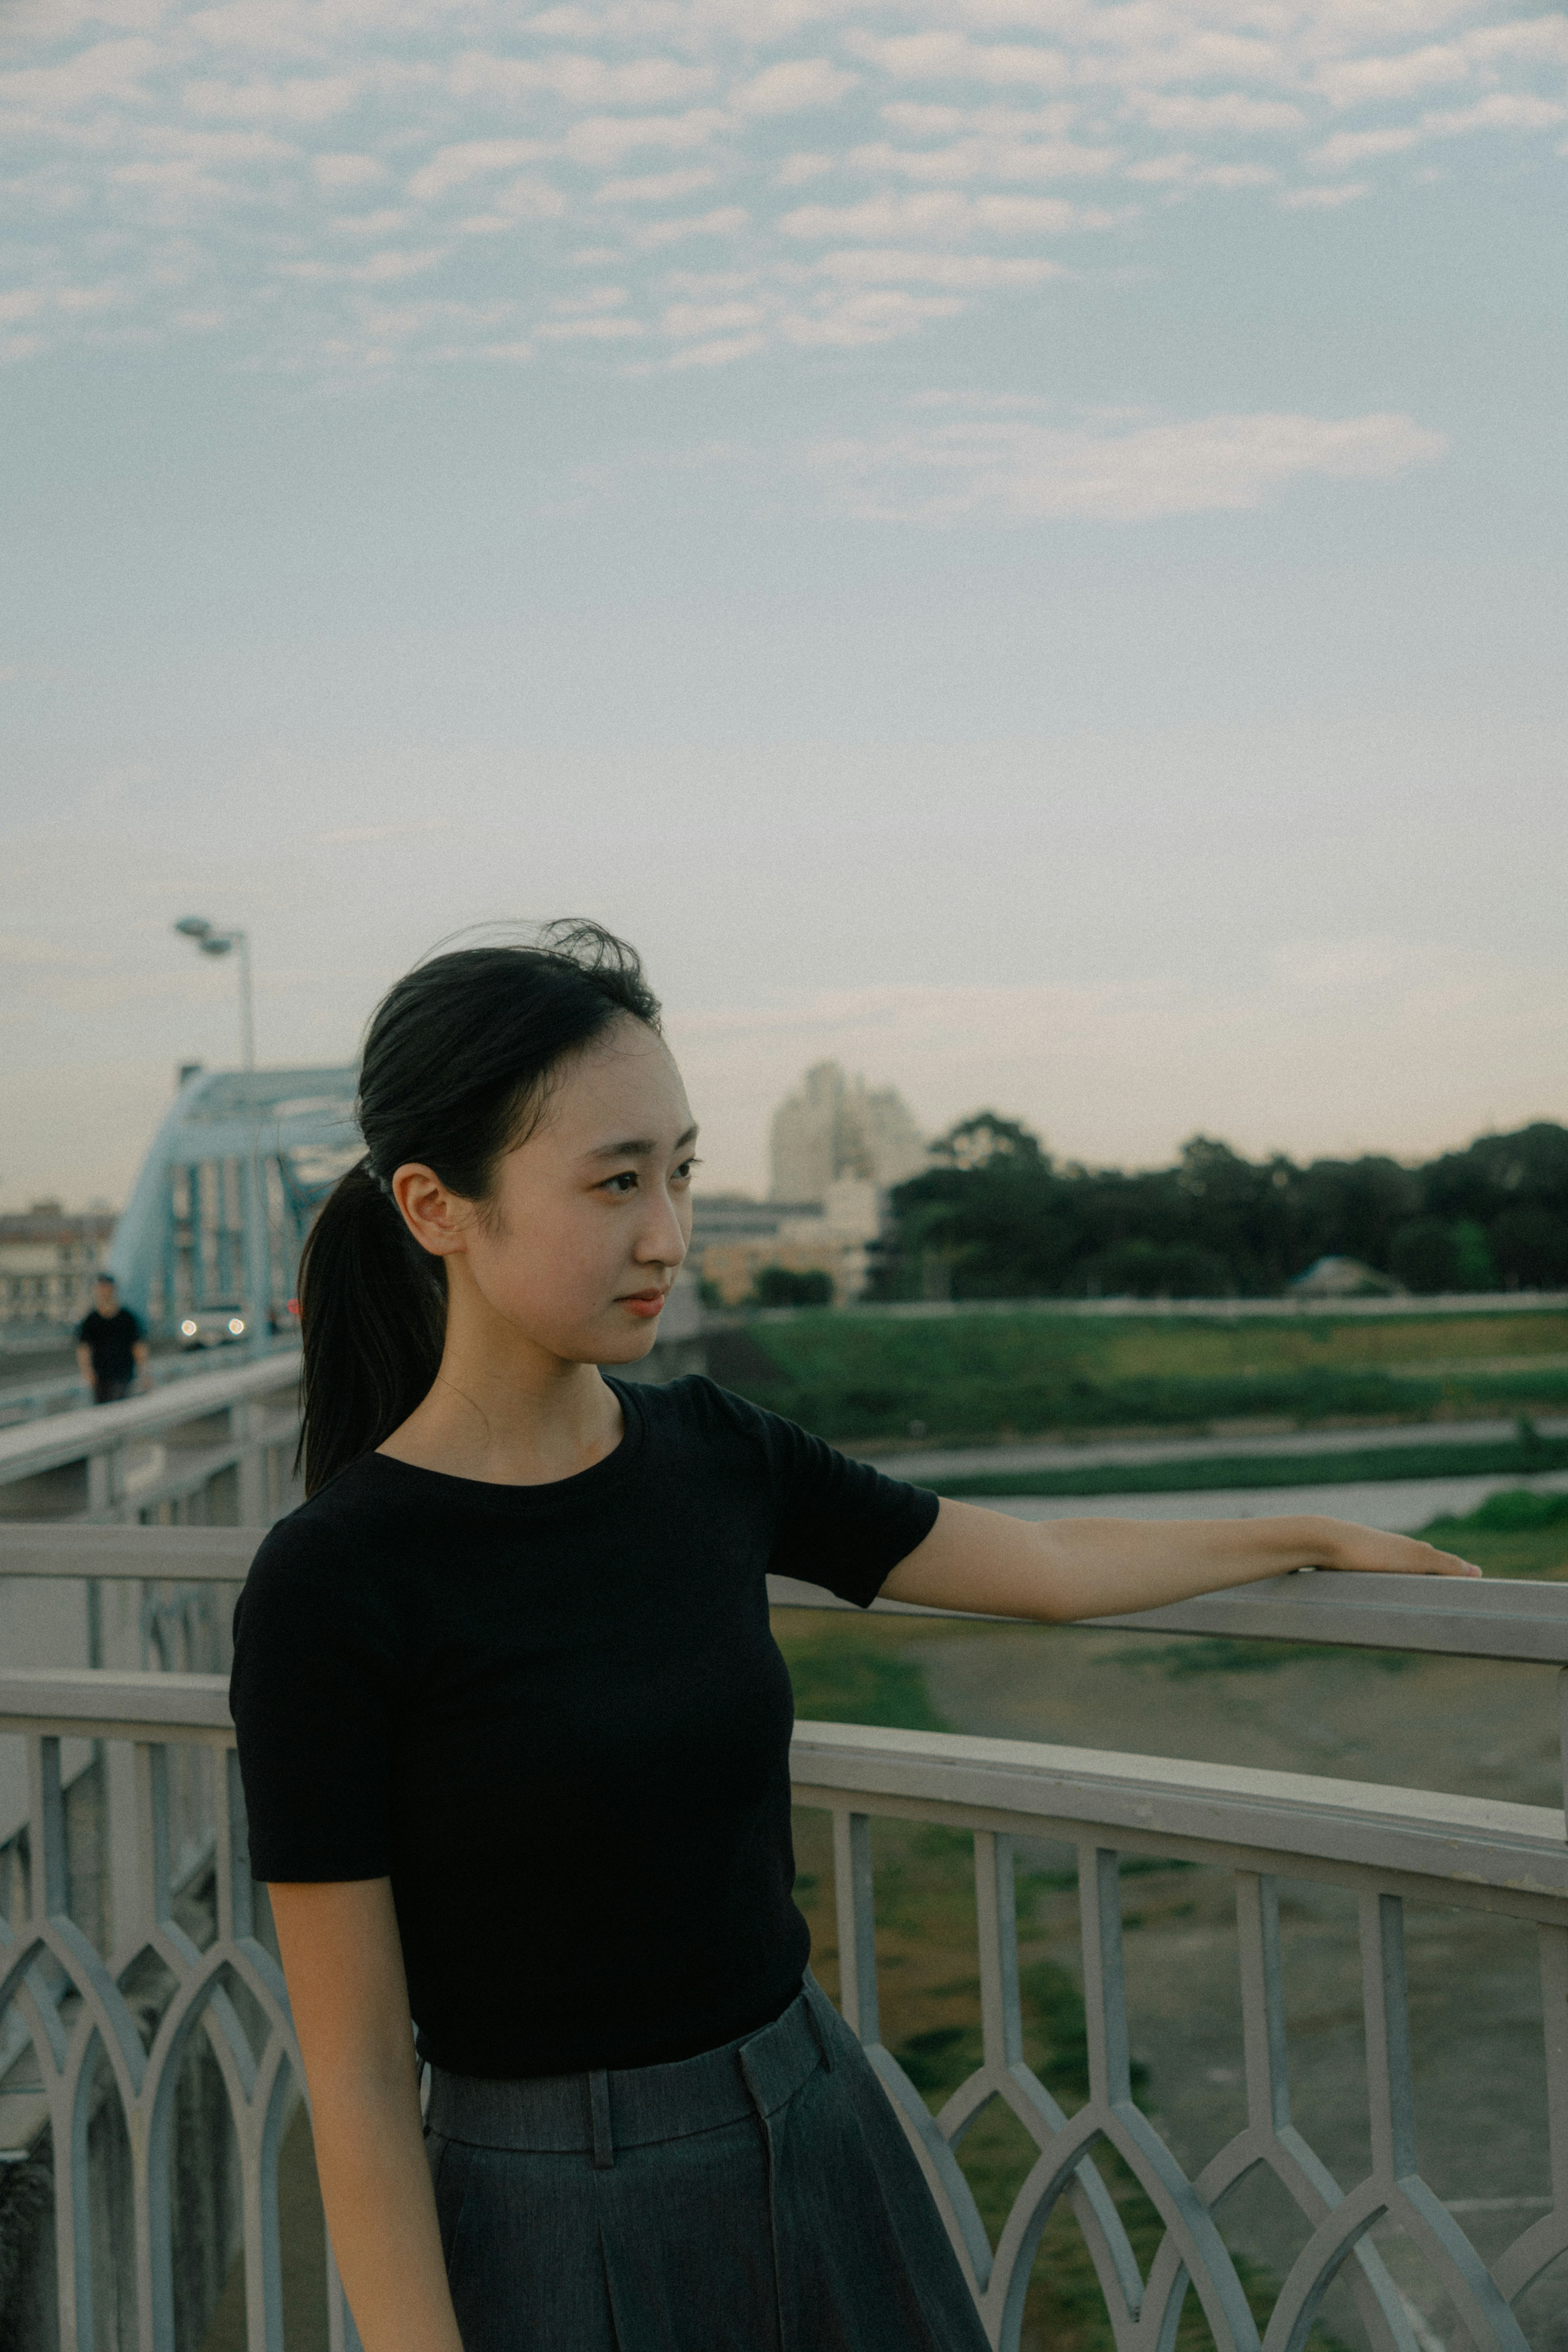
[619,1291,666,1319]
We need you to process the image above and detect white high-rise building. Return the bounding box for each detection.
[768,1063,927,1205]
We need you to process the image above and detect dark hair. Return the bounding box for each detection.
[296,921,661,1496]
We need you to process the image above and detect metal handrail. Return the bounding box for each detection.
[0,1351,301,1489]
[5,1517,1565,1665]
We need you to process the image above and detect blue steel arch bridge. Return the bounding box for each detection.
[108,1064,360,1339]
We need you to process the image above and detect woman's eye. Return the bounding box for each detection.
[673,1159,698,1184]
[603,1171,638,1195]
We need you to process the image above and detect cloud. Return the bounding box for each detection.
[1278,179,1370,208]
[1313,86,1564,169]
[312,149,387,187]
[407,139,544,203]
[733,59,856,115]
[277,245,445,282]
[3,0,1565,382]
[662,296,763,337]
[447,52,714,110]
[807,401,1449,524]
[633,205,748,246]
[558,107,728,169]
[846,135,1121,183]
[1314,44,1471,110]
[596,165,717,202]
[780,191,1114,241]
[1130,92,1306,136]
[784,285,965,345]
[663,328,767,367]
[815,247,1062,288]
[845,33,1069,91]
[181,73,364,122]
[1310,124,1422,169]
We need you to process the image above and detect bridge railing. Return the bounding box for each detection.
[2,1529,1567,2350]
[0,1353,302,1534]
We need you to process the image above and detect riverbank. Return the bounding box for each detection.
[707,1305,1568,1449]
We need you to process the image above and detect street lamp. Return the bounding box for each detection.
[173,917,254,1070]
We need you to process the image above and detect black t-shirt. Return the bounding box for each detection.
[77,1307,142,1379]
[228,1375,938,2079]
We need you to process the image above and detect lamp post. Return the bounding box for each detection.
[173,917,266,1351]
[173,916,254,1070]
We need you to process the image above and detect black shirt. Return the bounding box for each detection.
[77,1306,142,1380]
[228,1376,938,2078]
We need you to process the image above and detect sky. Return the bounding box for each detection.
[2,0,1565,1207]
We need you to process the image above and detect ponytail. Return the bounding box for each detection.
[295,922,661,1495]
[296,1160,445,1497]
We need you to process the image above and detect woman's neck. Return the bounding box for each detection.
[376,1334,624,1488]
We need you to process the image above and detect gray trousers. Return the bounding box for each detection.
[424,1975,990,2351]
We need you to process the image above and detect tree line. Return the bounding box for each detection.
[869,1117,1568,1302]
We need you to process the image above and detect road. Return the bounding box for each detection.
[977,1466,1568,1533]
[856,1413,1568,1486]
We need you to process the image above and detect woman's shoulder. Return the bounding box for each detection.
[236,1456,410,1629]
[624,1372,781,1447]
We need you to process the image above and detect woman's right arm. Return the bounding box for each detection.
[270,1878,465,2352]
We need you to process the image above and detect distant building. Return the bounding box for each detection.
[0,1202,117,1329]
[768,1062,926,1204]
[691,1062,924,1308]
[1288,1256,1403,1298]
[693,1179,884,1307]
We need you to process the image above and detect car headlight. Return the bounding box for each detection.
[180,1320,198,1337]
[227,1317,245,1335]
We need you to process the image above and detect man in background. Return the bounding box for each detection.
[76,1275,149,1405]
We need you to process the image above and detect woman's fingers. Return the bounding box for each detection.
[1325,1525,1483,1578]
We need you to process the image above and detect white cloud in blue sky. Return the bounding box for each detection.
[3,0,1563,392]
[1,0,1566,1202]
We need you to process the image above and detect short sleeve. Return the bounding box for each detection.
[719,1390,939,1609]
[229,1520,402,1882]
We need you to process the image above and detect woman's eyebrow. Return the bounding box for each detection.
[583,1124,699,1164]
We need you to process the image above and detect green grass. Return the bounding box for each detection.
[1417,1487,1568,1578]
[778,1620,951,1731]
[933,1433,1568,1498]
[713,1308,1568,1445]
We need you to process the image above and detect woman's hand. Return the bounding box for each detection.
[1314,1523,1481,1578]
[881,1498,1484,1624]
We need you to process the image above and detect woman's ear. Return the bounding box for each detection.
[391,1163,469,1257]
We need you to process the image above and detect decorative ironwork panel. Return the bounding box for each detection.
[0,1726,358,2352]
[807,1803,1568,2352]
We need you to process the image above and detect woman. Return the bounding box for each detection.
[229,922,1479,2352]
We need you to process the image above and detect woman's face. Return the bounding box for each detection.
[395,1016,698,1365]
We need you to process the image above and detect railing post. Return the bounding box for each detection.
[1078,1846,1132,2110]
[233,1396,264,1525]
[86,1443,111,1517]
[832,1810,880,2044]
[973,1831,1022,2075]
[28,1736,95,2352]
[1360,1891,1416,2186]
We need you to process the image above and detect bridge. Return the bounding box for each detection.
[107,1065,360,1342]
[0,1360,1565,2351]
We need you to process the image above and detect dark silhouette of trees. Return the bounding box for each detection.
[870,1118,1568,1302]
